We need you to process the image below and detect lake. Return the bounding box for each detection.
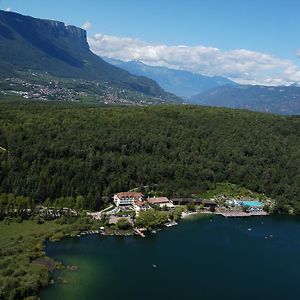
[41,215,300,300]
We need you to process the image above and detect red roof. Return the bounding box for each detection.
[135,200,149,207]
[116,192,143,200]
[147,197,170,204]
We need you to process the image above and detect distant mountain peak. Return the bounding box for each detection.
[290,82,300,87]
[190,84,300,115]
[103,57,236,97]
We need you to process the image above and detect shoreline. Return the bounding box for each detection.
[181,211,214,218]
[41,211,272,297]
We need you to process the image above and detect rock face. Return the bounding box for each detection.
[0,11,87,68]
[0,10,179,101]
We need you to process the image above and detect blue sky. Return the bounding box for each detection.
[1,0,300,85]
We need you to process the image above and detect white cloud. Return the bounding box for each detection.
[88,33,300,86]
[297,49,300,58]
[82,20,92,31]
[5,7,11,11]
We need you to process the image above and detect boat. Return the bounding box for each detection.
[165,221,178,227]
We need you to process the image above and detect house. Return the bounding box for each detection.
[147,197,174,208]
[113,192,144,207]
[133,200,151,212]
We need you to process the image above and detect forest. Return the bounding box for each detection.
[0,100,299,213]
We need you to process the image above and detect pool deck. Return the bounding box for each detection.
[215,211,269,218]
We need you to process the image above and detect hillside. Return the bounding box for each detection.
[105,57,235,98]
[0,100,299,212]
[190,85,300,115]
[0,10,179,104]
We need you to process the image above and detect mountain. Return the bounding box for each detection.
[104,57,235,98]
[0,10,179,104]
[290,82,300,88]
[190,85,300,115]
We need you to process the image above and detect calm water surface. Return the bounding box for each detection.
[41,215,300,300]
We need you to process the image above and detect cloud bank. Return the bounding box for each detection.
[88,33,300,85]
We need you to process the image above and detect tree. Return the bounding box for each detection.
[186,202,196,212]
[115,218,132,230]
[135,210,169,230]
[75,195,84,210]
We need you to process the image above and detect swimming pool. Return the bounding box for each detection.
[238,200,264,207]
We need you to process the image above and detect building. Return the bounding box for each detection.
[147,197,174,208]
[202,200,217,212]
[171,198,195,206]
[133,200,151,212]
[113,192,144,207]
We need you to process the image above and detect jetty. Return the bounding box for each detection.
[215,211,268,218]
[133,228,146,237]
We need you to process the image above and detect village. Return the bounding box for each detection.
[82,191,270,237]
[0,188,271,238]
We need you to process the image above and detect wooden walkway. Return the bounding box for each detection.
[133,228,146,237]
[215,211,268,218]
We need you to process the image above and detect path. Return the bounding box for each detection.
[88,205,119,220]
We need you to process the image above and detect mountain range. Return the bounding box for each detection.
[104,57,235,98]
[0,10,179,104]
[104,57,300,115]
[190,85,300,115]
[0,10,300,114]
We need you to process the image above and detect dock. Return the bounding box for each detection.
[215,211,268,218]
[133,228,146,237]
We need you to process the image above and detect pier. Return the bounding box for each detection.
[133,228,146,237]
[215,211,268,218]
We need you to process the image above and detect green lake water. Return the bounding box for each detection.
[41,215,300,300]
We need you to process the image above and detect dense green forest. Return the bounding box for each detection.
[0,100,300,212]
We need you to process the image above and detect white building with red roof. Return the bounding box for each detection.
[113,192,144,207]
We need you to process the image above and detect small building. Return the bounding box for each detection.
[202,200,217,212]
[133,200,151,212]
[114,192,144,207]
[194,199,203,205]
[171,198,195,206]
[147,197,174,208]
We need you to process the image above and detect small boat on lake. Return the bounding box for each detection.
[165,221,178,227]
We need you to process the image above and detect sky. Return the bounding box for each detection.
[1,0,300,85]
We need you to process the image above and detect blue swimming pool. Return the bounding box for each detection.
[238,200,264,207]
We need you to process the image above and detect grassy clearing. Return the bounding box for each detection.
[201,182,268,200]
